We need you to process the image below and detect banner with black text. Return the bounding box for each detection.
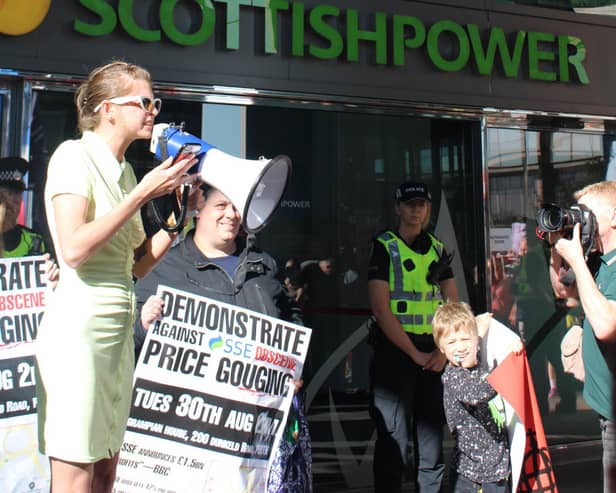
[0,255,51,493]
[113,285,311,493]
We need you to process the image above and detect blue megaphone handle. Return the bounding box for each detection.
[150,125,218,233]
[157,126,215,162]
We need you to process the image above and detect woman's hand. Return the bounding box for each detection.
[409,348,430,368]
[137,154,199,202]
[140,295,164,330]
[423,349,447,372]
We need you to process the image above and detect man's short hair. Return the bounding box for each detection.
[432,301,477,347]
[574,180,616,207]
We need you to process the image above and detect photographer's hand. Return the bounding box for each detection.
[554,223,585,271]
[553,220,616,342]
[549,226,580,300]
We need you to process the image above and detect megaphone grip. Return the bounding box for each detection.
[150,186,190,234]
[159,134,169,161]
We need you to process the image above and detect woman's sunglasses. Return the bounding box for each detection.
[94,95,162,113]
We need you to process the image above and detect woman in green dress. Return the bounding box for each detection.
[36,61,199,493]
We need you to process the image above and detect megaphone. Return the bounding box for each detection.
[150,123,291,233]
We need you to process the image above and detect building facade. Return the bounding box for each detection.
[1,0,614,490]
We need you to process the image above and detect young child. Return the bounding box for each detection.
[432,302,522,493]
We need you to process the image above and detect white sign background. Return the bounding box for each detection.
[113,285,311,493]
[0,255,51,493]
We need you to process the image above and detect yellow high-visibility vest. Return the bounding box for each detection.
[377,231,444,334]
[2,226,45,258]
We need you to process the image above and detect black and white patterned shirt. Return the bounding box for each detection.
[442,363,510,483]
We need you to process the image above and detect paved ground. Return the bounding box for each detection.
[308,389,603,492]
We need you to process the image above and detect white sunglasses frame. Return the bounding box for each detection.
[93,95,162,113]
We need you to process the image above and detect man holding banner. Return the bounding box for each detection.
[132,183,310,492]
[548,181,616,493]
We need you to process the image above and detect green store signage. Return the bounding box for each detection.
[75,0,589,84]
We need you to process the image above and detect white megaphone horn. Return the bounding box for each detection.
[150,123,291,233]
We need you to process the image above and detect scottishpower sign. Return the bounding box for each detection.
[74,0,589,84]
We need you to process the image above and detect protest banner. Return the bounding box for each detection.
[488,351,559,492]
[482,317,558,492]
[113,285,311,493]
[0,255,51,493]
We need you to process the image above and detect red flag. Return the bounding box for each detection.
[487,350,559,492]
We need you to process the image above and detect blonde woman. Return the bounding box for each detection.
[35,61,199,492]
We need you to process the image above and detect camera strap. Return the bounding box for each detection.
[526,303,569,358]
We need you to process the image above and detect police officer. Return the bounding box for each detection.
[0,156,47,257]
[368,181,458,493]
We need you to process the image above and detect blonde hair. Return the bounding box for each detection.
[574,181,616,208]
[432,301,477,347]
[74,61,152,133]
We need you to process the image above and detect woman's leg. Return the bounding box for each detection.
[50,453,119,493]
[50,457,93,493]
[92,453,120,493]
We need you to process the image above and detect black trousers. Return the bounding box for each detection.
[370,336,446,493]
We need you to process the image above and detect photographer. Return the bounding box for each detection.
[547,181,616,493]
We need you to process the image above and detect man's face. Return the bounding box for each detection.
[196,189,241,247]
[578,193,616,253]
[0,186,23,232]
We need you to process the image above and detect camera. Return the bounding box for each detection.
[536,203,597,252]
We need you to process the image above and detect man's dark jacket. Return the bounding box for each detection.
[133,230,302,356]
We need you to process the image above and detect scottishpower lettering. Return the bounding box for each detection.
[74,0,588,83]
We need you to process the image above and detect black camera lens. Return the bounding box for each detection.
[537,204,565,232]
[536,202,597,255]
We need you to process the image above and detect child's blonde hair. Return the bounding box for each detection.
[432,302,477,347]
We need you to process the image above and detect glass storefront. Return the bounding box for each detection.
[6,80,608,491]
[24,85,485,490]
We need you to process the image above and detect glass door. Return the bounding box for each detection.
[486,125,608,460]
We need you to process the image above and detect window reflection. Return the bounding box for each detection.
[487,128,539,169]
[487,126,607,455]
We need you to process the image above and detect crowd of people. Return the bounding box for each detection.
[2,58,616,493]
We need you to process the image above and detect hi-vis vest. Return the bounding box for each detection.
[3,226,45,258]
[377,231,444,335]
